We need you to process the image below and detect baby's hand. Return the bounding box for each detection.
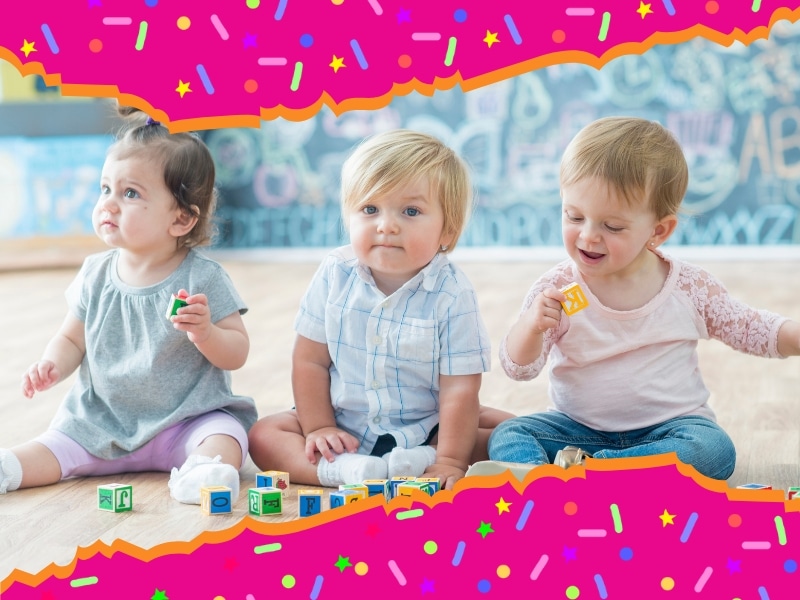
[21,360,60,398]
[304,426,360,464]
[170,289,212,344]
[526,287,567,334]
[422,463,466,491]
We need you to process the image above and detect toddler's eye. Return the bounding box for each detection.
[606,225,624,233]
[100,185,110,194]
[404,207,420,217]
[124,189,140,199]
[362,205,377,215]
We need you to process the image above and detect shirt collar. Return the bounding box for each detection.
[355,251,449,294]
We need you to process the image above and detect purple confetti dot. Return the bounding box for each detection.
[786,559,798,573]
[478,579,491,593]
[454,8,467,22]
[144,0,158,6]
[300,33,313,47]
[620,547,633,561]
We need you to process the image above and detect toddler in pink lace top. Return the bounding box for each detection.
[483,117,800,480]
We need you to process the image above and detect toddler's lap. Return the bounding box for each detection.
[36,411,247,479]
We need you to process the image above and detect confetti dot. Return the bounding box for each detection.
[453,8,467,22]
[564,502,578,515]
[661,577,675,591]
[177,16,191,30]
[331,0,344,4]
[424,541,438,555]
[728,514,742,527]
[281,575,296,589]
[246,0,260,7]
[398,54,412,68]
[88,39,103,52]
[497,565,511,579]
[244,79,258,93]
[300,33,314,47]
[785,559,798,573]
[619,547,633,561]
[705,1,719,13]
[478,579,491,593]
[552,29,566,43]
[144,0,158,5]
[355,562,369,576]
[566,586,580,599]
[213,597,225,600]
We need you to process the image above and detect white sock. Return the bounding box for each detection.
[0,449,23,493]
[168,454,240,504]
[316,453,388,487]
[386,446,437,478]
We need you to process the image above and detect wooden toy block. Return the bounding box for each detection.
[298,489,324,517]
[390,476,416,498]
[362,479,392,501]
[201,486,232,515]
[165,291,189,319]
[397,481,430,497]
[97,483,133,513]
[736,483,772,490]
[560,282,589,316]
[788,487,800,499]
[415,477,441,495]
[329,489,361,509]
[248,486,283,516]
[255,470,290,497]
[338,483,368,499]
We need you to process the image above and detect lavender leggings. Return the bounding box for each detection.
[34,411,248,479]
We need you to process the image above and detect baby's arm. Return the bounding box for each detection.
[292,334,359,464]
[777,321,800,357]
[423,373,481,489]
[505,287,566,367]
[21,311,85,398]
[170,289,249,370]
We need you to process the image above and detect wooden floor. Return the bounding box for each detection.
[1,254,799,583]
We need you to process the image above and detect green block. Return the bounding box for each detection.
[97,483,133,512]
[248,486,282,515]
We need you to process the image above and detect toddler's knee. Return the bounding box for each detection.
[680,426,736,480]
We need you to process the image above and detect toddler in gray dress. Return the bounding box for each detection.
[1,107,256,504]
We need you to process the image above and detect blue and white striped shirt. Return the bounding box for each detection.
[294,245,491,454]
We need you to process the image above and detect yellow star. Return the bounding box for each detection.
[495,497,512,514]
[637,1,653,18]
[483,31,499,48]
[20,39,36,57]
[659,509,676,527]
[175,80,192,98]
[329,55,345,73]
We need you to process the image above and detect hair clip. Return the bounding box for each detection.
[145,116,161,127]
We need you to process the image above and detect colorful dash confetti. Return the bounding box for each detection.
[0,2,793,130]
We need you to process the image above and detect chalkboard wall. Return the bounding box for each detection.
[205,19,800,249]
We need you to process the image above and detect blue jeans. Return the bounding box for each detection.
[488,412,736,480]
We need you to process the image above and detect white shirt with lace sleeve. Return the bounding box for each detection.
[499,250,788,432]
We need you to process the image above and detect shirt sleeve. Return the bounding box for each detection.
[678,262,788,358]
[293,254,332,345]
[500,261,573,380]
[204,263,248,323]
[64,256,95,322]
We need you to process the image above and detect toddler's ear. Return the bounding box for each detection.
[171,204,199,236]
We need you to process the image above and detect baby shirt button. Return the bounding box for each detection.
[372,335,383,345]
[371,380,380,389]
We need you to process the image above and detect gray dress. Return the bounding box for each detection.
[49,249,257,460]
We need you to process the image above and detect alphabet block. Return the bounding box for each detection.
[560,282,589,316]
[415,477,441,495]
[255,470,290,497]
[363,479,392,501]
[298,489,324,517]
[201,486,232,515]
[97,483,133,513]
[329,489,361,509]
[165,291,188,319]
[248,486,283,516]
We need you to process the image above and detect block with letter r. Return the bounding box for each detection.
[97,483,133,512]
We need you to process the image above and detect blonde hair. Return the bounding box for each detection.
[110,106,217,248]
[560,117,688,220]
[340,129,472,251]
